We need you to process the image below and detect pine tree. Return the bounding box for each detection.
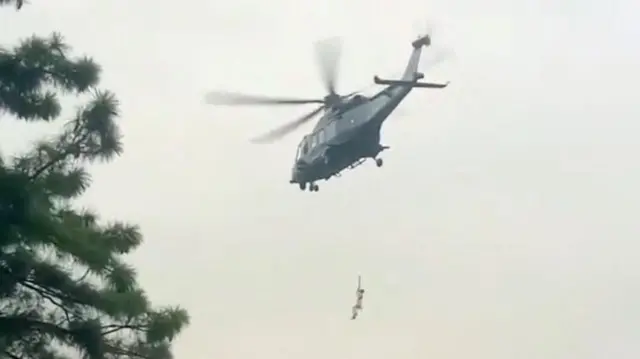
[0,0,24,10]
[1,3,190,359]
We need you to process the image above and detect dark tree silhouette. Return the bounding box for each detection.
[0,0,24,10]
[1,3,190,359]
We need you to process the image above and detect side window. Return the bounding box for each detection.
[326,122,336,138]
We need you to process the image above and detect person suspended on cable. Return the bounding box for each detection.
[351,275,365,320]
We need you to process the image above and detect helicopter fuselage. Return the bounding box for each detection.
[205,33,448,192]
[290,84,412,188]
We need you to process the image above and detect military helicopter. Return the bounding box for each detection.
[204,33,449,192]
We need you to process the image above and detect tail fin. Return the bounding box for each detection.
[401,34,431,81]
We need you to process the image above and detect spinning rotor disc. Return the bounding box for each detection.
[204,38,354,143]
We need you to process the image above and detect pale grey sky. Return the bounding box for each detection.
[2,0,640,358]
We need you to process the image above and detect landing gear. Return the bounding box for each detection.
[373,144,388,168]
[299,182,319,192]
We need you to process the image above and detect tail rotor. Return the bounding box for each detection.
[412,18,455,71]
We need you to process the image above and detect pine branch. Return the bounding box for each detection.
[100,323,148,336]
[102,345,147,359]
[0,34,101,121]
[0,0,25,10]
[0,315,70,339]
[27,133,87,181]
[3,351,22,359]
[15,276,85,309]
[17,280,73,324]
[3,5,189,359]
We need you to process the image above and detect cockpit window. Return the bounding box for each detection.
[295,137,309,160]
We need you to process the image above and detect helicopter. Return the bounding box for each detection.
[204,33,449,192]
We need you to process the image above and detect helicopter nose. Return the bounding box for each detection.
[290,168,302,183]
[294,159,309,171]
[290,160,307,182]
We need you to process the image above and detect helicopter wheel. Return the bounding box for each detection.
[299,182,306,191]
[375,158,384,167]
[310,183,319,192]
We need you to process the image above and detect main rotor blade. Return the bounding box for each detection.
[250,105,325,144]
[204,91,324,106]
[315,37,342,96]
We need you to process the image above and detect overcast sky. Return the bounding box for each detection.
[2,0,640,358]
